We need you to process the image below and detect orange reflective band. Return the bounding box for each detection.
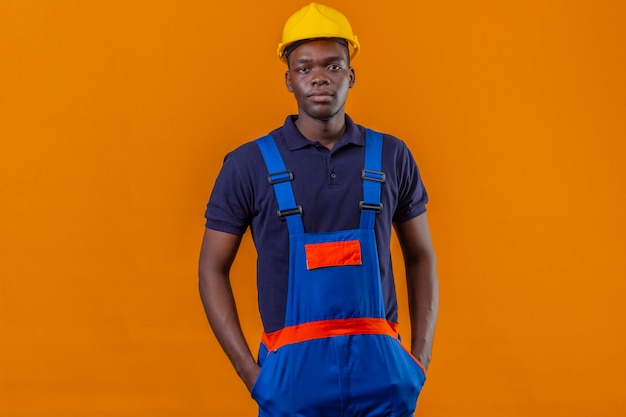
[261,318,399,352]
[304,240,362,270]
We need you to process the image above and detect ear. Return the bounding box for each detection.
[285,70,294,92]
[349,67,356,88]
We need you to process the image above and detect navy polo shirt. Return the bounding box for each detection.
[205,115,428,333]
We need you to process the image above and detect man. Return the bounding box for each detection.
[199,3,438,416]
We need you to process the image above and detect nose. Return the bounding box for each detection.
[310,67,329,86]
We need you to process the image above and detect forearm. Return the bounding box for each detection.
[199,271,259,391]
[406,258,439,370]
[198,228,259,391]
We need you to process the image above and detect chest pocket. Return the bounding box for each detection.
[305,240,362,270]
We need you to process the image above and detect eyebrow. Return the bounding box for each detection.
[294,56,345,65]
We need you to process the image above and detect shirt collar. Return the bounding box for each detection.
[281,114,364,151]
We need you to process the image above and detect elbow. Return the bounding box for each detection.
[198,263,214,300]
[405,248,436,270]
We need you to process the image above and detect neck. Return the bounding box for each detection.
[294,111,346,150]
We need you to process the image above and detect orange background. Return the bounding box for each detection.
[1,1,625,416]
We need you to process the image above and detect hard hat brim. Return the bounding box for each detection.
[277,36,360,63]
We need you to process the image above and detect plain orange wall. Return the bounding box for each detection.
[1,1,625,416]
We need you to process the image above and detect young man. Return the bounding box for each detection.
[199,3,438,416]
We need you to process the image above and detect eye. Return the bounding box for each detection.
[296,66,310,74]
[328,64,343,71]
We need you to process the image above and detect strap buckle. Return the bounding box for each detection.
[361,169,386,183]
[359,201,383,214]
[268,170,294,184]
[277,206,303,220]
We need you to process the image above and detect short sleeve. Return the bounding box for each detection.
[204,150,255,235]
[393,141,428,223]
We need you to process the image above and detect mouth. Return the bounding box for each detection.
[308,91,334,102]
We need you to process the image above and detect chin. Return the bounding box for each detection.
[307,109,340,122]
[312,114,333,122]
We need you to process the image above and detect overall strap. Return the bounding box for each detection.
[360,129,385,230]
[255,135,305,235]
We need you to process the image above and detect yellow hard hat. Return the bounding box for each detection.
[277,2,360,64]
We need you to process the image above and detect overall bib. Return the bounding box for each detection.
[251,130,426,417]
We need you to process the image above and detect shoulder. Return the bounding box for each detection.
[222,125,286,163]
[353,120,407,146]
[214,135,280,193]
[223,140,263,164]
[382,132,411,155]
[220,134,281,178]
[356,126,423,188]
[354,123,414,159]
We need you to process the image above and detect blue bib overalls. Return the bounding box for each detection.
[251,130,426,417]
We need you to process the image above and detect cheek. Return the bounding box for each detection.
[293,83,307,97]
[339,78,352,91]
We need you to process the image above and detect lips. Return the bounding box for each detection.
[308,91,334,102]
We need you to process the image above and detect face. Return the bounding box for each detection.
[285,40,356,122]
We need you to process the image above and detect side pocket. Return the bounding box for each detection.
[250,351,273,401]
[250,347,294,416]
[382,337,427,416]
[400,344,427,383]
